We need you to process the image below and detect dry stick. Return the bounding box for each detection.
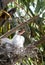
[0,16,38,39]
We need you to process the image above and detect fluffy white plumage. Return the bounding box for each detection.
[1,30,25,48]
[12,34,25,48]
[1,38,12,44]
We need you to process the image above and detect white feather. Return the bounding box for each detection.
[1,38,12,44]
[12,34,25,48]
[1,30,25,48]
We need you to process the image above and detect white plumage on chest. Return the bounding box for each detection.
[1,30,25,48]
[12,34,25,48]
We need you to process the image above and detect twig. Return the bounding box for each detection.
[0,16,39,39]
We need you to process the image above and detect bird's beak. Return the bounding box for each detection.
[19,29,25,35]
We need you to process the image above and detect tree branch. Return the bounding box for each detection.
[0,16,39,39]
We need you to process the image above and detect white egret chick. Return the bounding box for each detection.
[12,30,25,48]
[1,38,12,44]
[1,29,25,49]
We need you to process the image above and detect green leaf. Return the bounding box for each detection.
[35,0,41,13]
[42,12,45,18]
[35,0,45,13]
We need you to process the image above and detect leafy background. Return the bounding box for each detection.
[0,0,45,65]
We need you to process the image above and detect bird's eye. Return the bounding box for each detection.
[19,30,21,32]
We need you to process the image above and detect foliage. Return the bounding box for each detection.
[0,0,45,65]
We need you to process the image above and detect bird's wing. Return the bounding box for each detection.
[1,38,12,44]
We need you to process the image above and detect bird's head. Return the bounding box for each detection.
[16,29,25,35]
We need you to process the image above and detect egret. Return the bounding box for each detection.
[12,30,25,48]
[1,30,25,49]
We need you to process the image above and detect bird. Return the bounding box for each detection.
[1,30,25,49]
[1,38,13,52]
[0,30,25,65]
[1,38,12,44]
[12,30,25,48]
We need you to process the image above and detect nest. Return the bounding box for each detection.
[0,42,40,65]
[0,43,25,65]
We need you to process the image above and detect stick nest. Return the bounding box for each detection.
[0,42,40,65]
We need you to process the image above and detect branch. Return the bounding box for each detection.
[0,16,39,39]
